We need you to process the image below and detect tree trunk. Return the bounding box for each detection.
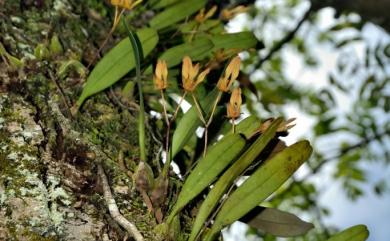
[1,1,161,240]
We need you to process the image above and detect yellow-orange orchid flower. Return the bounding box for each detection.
[195,6,218,23]
[259,118,296,133]
[111,0,143,10]
[227,87,242,119]
[207,49,242,70]
[182,56,210,92]
[153,59,168,90]
[220,5,249,21]
[217,56,241,92]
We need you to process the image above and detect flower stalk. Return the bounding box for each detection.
[154,60,189,177]
[87,0,143,69]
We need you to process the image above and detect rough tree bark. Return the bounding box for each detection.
[1,1,163,240]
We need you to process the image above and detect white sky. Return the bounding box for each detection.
[224,3,390,241]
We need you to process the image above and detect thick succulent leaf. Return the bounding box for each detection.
[149,0,207,30]
[210,32,260,51]
[326,225,369,241]
[210,116,261,144]
[171,88,219,158]
[167,134,246,222]
[240,206,314,237]
[76,28,158,108]
[159,38,214,67]
[206,141,313,240]
[233,116,261,139]
[188,118,283,241]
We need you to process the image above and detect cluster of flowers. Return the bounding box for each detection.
[153,56,243,125]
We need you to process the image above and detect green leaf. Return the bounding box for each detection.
[326,225,369,241]
[211,32,259,51]
[76,28,158,108]
[151,0,180,9]
[384,43,390,58]
[122,19,147,162]
[58,60,86,79]
[34,43,50,60]
[167,134,246,223]
[374,43,385,70]
[0,42,23,68]
[7,55,23,68]
[124,26,144,66]
[49,34,63,55]
[329,74,347,92]
[206,140,313,240]
[189,118,283,241]
[212,116,260,142]
[171,88,219,158]
[240,206,314,237]
[160,38,214,67]
[149,0,207,30]
[335,36,362,48]
[329,21,363,32]
[234,116,261,139]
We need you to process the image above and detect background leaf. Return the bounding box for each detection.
[159,38,214,67]
[326,225,369,241]
[211,32,260,51]
[150,0,180,9]
[149,0,207,30]
[240,206,314,237]
[76,28,158,108]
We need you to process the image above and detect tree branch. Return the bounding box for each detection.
[253,5,313,70]
[304,129,390,180]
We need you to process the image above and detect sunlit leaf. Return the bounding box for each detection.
[159,38,214,67]
[167,134,246,222]
[209,115,261,145]
[206,140,312,240]
[326,225,369,241]
[76,28,158,108]
[149,0,207,30]
[150,0,180,9]
[210,32,260,51]
[233,116,261,139]
[188,118,283,241]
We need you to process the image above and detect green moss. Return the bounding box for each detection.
[0,0,164,239]
[7,222,58,241]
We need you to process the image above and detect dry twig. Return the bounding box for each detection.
[98,164,145,241]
